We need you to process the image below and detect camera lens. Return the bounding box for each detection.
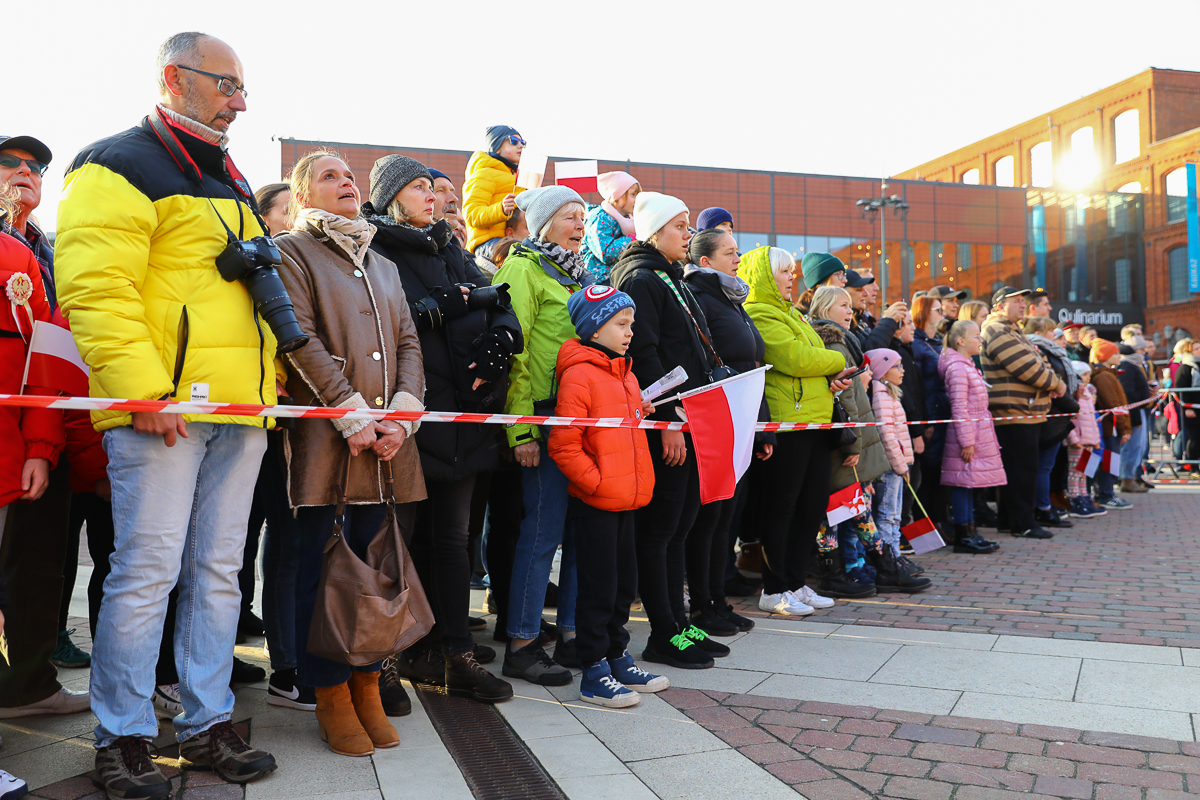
[467,282,510,312]
[242,267,309,353]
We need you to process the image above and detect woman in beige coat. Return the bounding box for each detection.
[275,152,426,758]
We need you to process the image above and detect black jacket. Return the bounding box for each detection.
[1118,357,1152,428]
[610,243,716,421]
[853,310,900,353]
[892,337,928,441]
[684,268,775,446]
[369,218,523,481]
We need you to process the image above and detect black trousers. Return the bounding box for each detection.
[635,431,701,638]
[410,476,477,656]
[757,432,831,596]
[569,499,636,667]
[687,482,742,614]
[916,460,949,527]
[995,424,1042,532]
[0,460,71,706]
[484,462,523,639]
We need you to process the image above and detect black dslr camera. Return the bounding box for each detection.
[466,282,510,311]
[216,236,309,354]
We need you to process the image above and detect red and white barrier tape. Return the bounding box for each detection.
[0,392,1163,433]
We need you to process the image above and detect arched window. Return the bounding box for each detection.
[1029,142,1052,187]
[1166,168,1188,222]
[1116,181,1141,193]
[1169,246,1192,301]
[1064,127,1097,186]
[993,156,1015,187]
[960,168,979,185]
[1113,110,1139,164]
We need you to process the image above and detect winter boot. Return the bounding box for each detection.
[970,522,1000,552]
[866,548,933,593]
[1120,478,1149,494]
[315,683,373,757]
[816,551,876,599]
[953,523,995,554]
[347,671,399,749]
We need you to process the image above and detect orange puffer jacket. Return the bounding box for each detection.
[548,338,654,511]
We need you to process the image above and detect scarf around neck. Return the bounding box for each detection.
[295,207,376,268]
[601,201,636,238]
[157,104,229,148]
[685,265,750,305]
[525,236,590,284]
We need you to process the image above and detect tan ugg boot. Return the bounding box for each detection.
[1120,478,1148,494]
[348,670,399,748]
[315,683,374,757]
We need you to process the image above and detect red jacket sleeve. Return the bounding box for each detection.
[547,366,603,495]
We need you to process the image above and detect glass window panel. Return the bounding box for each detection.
[956,243,973,270]
[1064,127,1097,187]
[1113,110,1139,164]
[1030,141,1052,187]
[1170,247,1191,301]
[1117,181,1141,193]
[737,232,769,252]
[994,156,1015,187]
[961,168,980,185]
[775,234,806,259]
[1115,258,1132,304]
[1166,168,1188,222]
[991,244,1004,264]
[1108,196,1131,234]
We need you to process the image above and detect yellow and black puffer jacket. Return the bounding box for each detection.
[55,113,280,431]
[462,150,525,252]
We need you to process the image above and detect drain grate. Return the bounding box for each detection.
[416,685,566,800]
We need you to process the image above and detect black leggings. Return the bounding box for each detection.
[757,432,832,596]
[635,431,701,638]
[411,477,477,656]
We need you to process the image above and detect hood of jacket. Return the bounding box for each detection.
[741,246,791,312]
[608,241,679,287]
[467,149,516,176]
[555,338,631,382]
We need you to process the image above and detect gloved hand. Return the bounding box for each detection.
[429,285,471,322]
[469,330,516,383]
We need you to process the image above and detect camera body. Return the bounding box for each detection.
[217,235,309,354]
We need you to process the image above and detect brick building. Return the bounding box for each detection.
[896,68,1200,347]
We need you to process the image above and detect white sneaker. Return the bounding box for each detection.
[793,585,835,609]
[759,591,814,616]
[153,683,183,720]
[0,768,27,800]
[0,687,90,719]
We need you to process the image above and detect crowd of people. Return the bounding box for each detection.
[0,31,1169,800]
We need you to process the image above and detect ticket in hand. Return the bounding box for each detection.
[642,366,688,402]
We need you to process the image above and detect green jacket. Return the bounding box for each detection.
[494,244,586,447]
[741,247,846,425]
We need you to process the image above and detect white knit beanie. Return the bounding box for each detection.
[634,192,688,241]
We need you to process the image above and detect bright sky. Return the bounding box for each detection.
[17,0,1200,233]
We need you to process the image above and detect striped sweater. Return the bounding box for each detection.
[980,313,1066,426]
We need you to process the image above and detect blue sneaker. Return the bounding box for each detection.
[580,661,640,708]
[608,651,670,693]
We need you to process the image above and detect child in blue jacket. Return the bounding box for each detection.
[583,172,640,281]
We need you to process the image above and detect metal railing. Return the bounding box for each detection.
[1145,385,1200,483]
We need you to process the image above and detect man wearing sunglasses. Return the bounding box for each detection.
[55,31,278,800]
[0,136,55,303]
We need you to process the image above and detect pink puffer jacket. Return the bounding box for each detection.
[1067,384,1101,449]
[938,349,1007,488]
[870,379,913,475]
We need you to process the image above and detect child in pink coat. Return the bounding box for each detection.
[937,320,1004,554]
[866,349,913,558]
[1065,360,1105,519]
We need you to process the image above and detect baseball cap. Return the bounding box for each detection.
[0,135,52,165]
[991,286,1031,306]
[929,284,967,300]
[1061,322,1084,331]
[844,269,875,288]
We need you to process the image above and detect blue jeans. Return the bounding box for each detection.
[92,423,266,746]
[508,436,576,640]
[1095,435,1122,500]
[874,471,905,556]
[1036,440,1062,511]
[1120,418,1147,480]
[950,486,975,524]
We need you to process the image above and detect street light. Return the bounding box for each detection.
[856,182,909,306]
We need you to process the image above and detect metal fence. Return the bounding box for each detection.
[1145,385,1200,483]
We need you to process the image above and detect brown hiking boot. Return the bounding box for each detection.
[93,736,171,799]
[179,720,277,783]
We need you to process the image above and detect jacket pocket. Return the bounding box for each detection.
[164,304,189,398]
[330,354,348,374]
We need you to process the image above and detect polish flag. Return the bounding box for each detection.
[679,367,767,504]
[21,320,90,397]
[1076,448,1101,477]
[1101,449,1121,475]
[901,516,945,554]
[826,483,869,526]
[555,160,599,194]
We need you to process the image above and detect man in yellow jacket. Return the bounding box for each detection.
[55,32,280,799]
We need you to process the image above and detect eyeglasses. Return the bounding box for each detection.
[507,135,526,146]
[174,65,248,98]
[0,154,48,176]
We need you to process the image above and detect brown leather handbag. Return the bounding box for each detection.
[307,457,434,666]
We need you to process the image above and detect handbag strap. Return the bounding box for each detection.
[655,271,724,368]
[335,456,352,522]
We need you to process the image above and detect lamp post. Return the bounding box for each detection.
[856,181,909,306]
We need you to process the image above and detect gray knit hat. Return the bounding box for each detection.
[515,185,584,239]
[368,155,433,212]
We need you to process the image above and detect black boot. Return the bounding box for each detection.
[969,522,999,552]
[816,551,876,599]
[445,651,514,704]
[953,523,996,554]
[867,548,933,593]
[379,656,412,716]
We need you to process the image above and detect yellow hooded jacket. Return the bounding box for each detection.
[55,115,280,431]
[462,151,525,252]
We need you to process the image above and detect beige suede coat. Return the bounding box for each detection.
[275,225,427,507]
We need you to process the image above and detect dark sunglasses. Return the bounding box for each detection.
[507,135,526,146]
[0,154,48,176]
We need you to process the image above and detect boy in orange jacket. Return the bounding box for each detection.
[548,286,667,707]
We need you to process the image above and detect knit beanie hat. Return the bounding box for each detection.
[568,285,636,342]
[801,252,847,290]
[368,155,433,213]
[429,168,449,183]
[864,348,901,382]
[485,125,521,155]
[634,192,688,241]
[597,171,638,204]
[1090,338,1119,364]
[696,207,734,231]
[516,185,585,239]
[1071,360,1092,378]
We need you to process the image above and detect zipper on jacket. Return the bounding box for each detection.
[254,313,267,427]
[171,306,189,398]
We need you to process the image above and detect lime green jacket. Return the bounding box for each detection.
[494,245,585,447]
[741,247,845,424]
